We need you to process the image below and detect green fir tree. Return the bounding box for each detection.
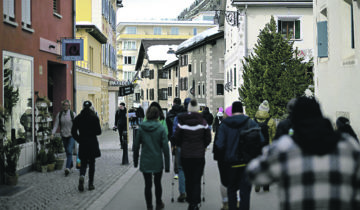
[239,16,313,118]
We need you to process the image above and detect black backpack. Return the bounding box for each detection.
[255,118,270,145]
[237,118,263,164]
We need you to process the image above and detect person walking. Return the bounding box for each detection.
[202,107,214,131]
[253,100,276,192]
[71,101,102,192]
[274,98,297,140]
[133,106,170,210]
[213,107,224,133]
[136,105,145,125]
[51,99,76,176]
[246,96,360,210]
[215,101,263,210]
[173,99,211,210]
[114,102,127,149]
[213,105,232,210]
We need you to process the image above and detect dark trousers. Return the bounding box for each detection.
[117,127,125,146]
[80,158,95,184]
[181,157,205,206]
[227,166,252,210]
[142,172,163,209]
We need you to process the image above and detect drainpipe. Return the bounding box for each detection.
[72,0,77,113]
[244,4,248,57]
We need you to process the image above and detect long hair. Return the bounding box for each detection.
[149,102,165,120]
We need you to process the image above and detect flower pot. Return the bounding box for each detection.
[55,158,65,170]
[5,173,18,186]
[41,165,48,173]
[47,163,55,172]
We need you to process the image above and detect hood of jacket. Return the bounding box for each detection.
[292,117,340,156]
[168,104,184,116]
[222,114,250,128]
[140,120,161,132]
[178,112,205,126]
[255,110,270,120]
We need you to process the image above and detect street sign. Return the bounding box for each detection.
[118,85,134,96]
[62,39,84,61]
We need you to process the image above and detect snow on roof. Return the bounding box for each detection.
[177,26,219,52]
[147,45,179,62]
[163,56,178,68]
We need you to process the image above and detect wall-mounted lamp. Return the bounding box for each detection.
[214,10,242,27]
[116,0,123,8]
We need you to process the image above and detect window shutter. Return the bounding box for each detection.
[4,0,15,18]
[277,20,282,33]
[295,20,301,39]
[317,21,328,58]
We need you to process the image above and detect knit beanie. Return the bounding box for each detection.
[120,102,125,106]
[184,98,191,111]
[232,101,243,114]
[225,106,232,117]
[187,99,199,113]
[83,100,92,109]
[258,100,270,112]
[291,97,323,125]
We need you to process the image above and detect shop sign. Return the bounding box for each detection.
[119,85,134,96]
[62,39,84,61]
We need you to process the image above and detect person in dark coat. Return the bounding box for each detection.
[202,107,214,130]
[173,99,211,210]
[136,105,145,125]
[114,102,127,149]
[274,98,297,140]
[71,101,102,192]
[336,116,358,142]
[133,106,170,210]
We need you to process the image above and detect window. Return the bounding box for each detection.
[150,89,154,100]
[22,0,33,31]
[169,70,171,79]
[217,84,224,95]
[146,89,149,100]
[198,84,201,95]
[3,51,34,143]
[123,41,136,50]
[89,46,94,72]
[125,27,137,34]
[168,87,172,96]
[3,0,17,26]
[200,62,205,73]
[53,0,60,14]
[181,55,188,66]
[278,19,301,40]
[193,28,197,35]
[175,67,178,77]
[158,88,168,100]
[233,65,236,87]
[203,84,205,95]
[154,27,162,35]
[175,86,178,97]
[124,56,135,65]
[188,64,192,73]
[135,93,140,102]
[171,27,179,35]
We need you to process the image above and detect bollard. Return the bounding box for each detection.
[121,130,129,165]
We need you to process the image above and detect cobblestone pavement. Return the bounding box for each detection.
[0,130,134,210]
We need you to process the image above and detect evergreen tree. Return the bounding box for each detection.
[239,16,313,118]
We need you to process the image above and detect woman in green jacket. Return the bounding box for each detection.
[133,106,170,210]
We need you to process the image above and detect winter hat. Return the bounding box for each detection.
[259,100,270,112]
[225,106,232,117]
[187,99,200,112]
[120,102,125,106]
[291,96,323,125]
[219,107,223,113]
[184,97,191,111]
[232,101,243,114]
[83,100,92,109]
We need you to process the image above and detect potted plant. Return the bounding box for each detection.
[53,137,65,170]
[38,149,48,173]
[47,149,56,172]
[3,138,21,185]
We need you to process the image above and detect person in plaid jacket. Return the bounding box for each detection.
[246,97,360,210]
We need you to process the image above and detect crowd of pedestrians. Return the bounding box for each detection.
[51,95,359,210]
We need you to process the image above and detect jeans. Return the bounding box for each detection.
[80,158,95,183]
[227,166,252,210]
[177,147,186,194]
[181,157,205,206]
[62,136,75,169]
[143,172,163,209]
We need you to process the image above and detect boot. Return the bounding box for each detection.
[78,176,84,192]
[263,185,270,192]
[155,202,164,210]
[177,193,186,202]
[255,185,260,192]
[88,180,95,190]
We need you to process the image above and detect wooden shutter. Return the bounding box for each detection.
[317,21,328,58]
[277,20,282,33]
[295,20,301,39]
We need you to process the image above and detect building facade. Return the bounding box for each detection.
[223,0,314,108]
[176,26,224,114]
[0,0,74,180]
[313,0,360,136]
[116,20,215,108]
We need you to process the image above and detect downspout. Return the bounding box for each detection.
[244,4,248,57]
[72,0,77,113]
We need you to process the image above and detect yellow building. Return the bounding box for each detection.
[116,20,215,109]
[76,0,119,129]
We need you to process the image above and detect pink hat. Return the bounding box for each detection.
[219,107,223,112]
[225,106,232,117]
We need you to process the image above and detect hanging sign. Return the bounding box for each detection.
[62,39,84,61]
